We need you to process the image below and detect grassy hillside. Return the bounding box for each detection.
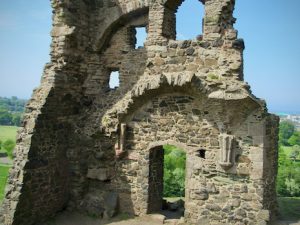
[0,126,19,141]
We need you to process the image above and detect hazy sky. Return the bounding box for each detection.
[0,0,299,113]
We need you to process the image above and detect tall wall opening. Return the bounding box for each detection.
[176,0,204,40]
[147,145,186,219]
[163,0,205,40]
[109,70,120,89]
[135,27,147,49]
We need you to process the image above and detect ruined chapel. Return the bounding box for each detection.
[1,0,279,224]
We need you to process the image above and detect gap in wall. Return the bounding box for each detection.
[176,0,204,40]
[135,27,147,49]
[109,71,120,89]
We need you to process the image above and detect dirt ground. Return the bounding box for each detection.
[40,211,300,225]
[40,212,167,225]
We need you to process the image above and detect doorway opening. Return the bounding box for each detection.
[148,145,186,220]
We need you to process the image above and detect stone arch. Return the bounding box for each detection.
[165,0,205,11]
[94,6,150,51]
[101,73,261,135]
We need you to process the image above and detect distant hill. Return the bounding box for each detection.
[0,97,27,127]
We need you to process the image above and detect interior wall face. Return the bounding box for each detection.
[147,146,164,214]
[0,0,279,225]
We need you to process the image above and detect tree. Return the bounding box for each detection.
[288,131,300,146]
[12,113,22,126]
[163,145,186,197]
[279,121,295,146]
[2,139,16,159]
[0,97,27,126]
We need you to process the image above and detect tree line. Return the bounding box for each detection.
[0,97,27,127]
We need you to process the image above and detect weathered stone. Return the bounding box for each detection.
[231,199,241,208]
[103,192,119,218]
[80,192,118,219]
[257,210,270,222]
[206,204,222,211]
[179,40,191,49]
[186,47,195,56]
[235,208,247,218]
[207,183,218,194]
[195,188,209,200]
[232,39,245,50]
[87,168,111,181]
[205,58,218,67]
[1,1,279,225]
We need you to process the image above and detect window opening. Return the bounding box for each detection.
[109,71,120,89]
[176,0,204,40]
[135,27,147,49]
[197,149,206,159]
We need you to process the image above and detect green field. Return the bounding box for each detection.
[0,164,10,201]
[0,126,19,142]
[0,126,17,201]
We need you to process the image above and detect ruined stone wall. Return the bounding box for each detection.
[1,0,92,223]
[104,92,272,224]
[1,0,279,224]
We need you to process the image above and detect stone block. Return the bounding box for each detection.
[87,168,111,181]
[257,210,270,222]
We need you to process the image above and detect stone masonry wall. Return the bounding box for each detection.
[108,93,271,224]
[1,0,279,225]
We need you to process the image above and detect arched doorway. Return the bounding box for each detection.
[147,145,186,219]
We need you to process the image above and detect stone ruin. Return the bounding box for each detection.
[0,0,279,224]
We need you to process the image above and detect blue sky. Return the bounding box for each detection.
[0,0,299,114]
